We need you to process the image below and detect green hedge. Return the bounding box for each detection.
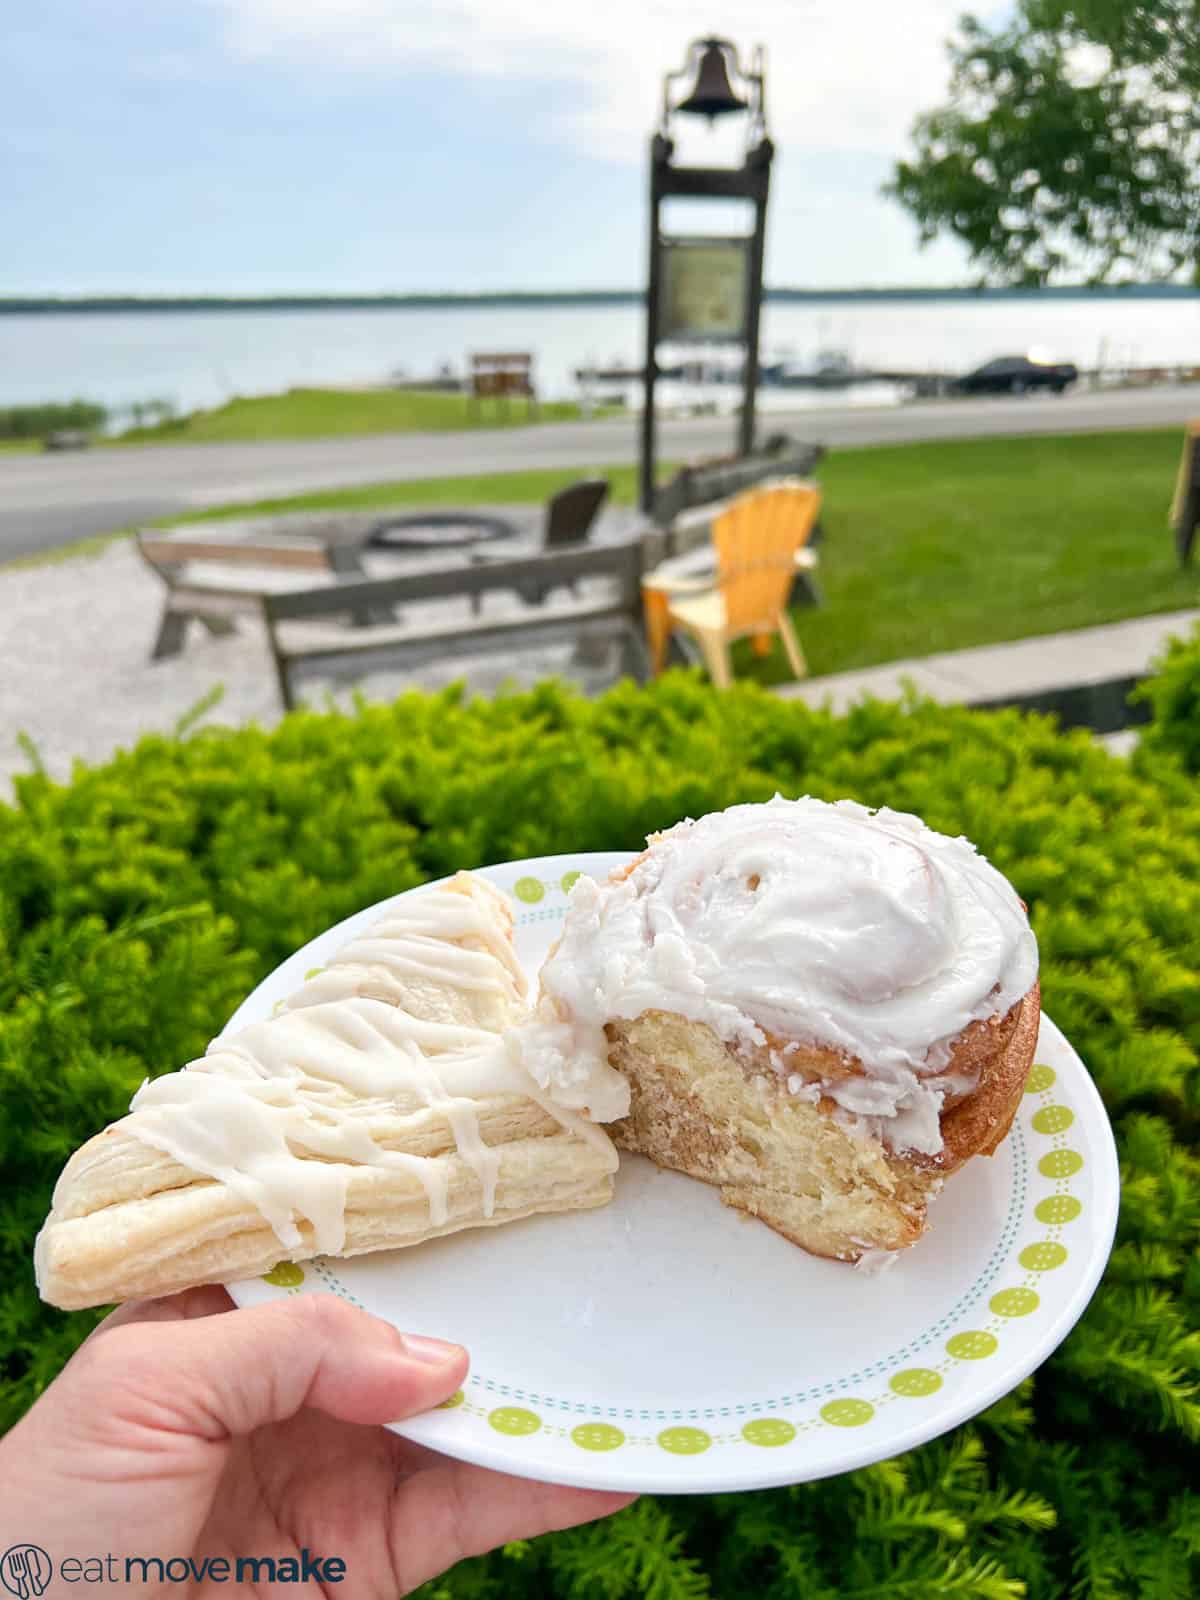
[1137,624,1200,777]
[0,400,107,440]
[2,673,1198,1598]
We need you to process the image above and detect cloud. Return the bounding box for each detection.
[212,0,966,164]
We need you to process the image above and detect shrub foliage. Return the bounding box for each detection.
[2,674,1197,1597]
[0,400,107,440]
[1137,622,1200,777]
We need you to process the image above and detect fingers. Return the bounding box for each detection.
[391,1457,636,1593]
[89,1285,235,1339]
[51,1296,468,1448]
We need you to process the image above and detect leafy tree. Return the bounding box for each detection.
[889,2,1200,284]
[0,401,107,441]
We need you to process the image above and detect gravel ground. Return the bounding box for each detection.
[1,536,631,794]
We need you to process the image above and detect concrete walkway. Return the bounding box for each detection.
[776,607,1200,724]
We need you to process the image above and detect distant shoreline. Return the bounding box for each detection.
[4,284,1200,315]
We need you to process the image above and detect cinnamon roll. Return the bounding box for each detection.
[517,797,1040,1262]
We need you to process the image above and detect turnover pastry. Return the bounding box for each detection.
[517,796,1040,1262]
[36,873,617,1310]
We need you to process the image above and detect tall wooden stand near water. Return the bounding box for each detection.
[639,38,775,515]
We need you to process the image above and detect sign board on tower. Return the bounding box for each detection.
[659,237,749,343]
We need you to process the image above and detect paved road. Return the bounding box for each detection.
[3,384,1197,562]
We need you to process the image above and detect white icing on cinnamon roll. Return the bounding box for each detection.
[519,796,1038,1153]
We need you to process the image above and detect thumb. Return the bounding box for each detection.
[0,1296,467,1569]
[52,1295,468,1446]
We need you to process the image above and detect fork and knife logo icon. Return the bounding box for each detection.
[0,1546,52,1599]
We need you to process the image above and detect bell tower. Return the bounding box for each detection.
[640,38,773,514]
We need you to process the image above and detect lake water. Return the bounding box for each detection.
[3,298,1199,419]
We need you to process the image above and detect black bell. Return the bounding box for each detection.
[675,38,747,121]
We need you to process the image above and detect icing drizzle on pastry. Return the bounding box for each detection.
[518,797,1039,1155]
[113,874,611,1255]
[286,876,526,1024]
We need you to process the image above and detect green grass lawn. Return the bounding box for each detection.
[175,461,643,520]
[752,426,1198,681]
[173,428,1197,680]
[115,386,602,445]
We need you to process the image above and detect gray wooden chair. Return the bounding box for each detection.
[475,479,611,611]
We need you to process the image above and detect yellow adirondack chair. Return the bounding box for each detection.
[665,481,822,688]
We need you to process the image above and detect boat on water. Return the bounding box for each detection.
[762,349,878,389]
[575,347,879,391]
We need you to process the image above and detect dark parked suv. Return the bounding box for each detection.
[957,355,1079,395]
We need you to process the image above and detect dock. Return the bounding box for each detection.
[575,363,1200,397]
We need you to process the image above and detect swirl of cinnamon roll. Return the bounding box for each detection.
[521,796,1038,1155]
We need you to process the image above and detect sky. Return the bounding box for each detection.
[1,0,991,295]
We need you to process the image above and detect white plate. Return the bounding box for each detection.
[226,852,1120,1494]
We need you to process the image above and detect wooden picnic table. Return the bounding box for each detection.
[139,508,548,658]
[152,512,383,565]
[141,501,663,669]
[263,537,652,708]
[468,353,538,420]
[140,514,392,649]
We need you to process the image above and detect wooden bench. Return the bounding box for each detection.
[652,434,825,531]
[468,352,538,421]
[136,518,381,659]
[263,539,650,709]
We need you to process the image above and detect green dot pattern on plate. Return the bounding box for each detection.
[572,1422,625,1452]
[946,1330,998,1361]
[820,1399,874,1428]
[742,1417,797,1448]
[560,871,581,893]
[1039,1149,1084,1179]
[1025,1063,1056,1093]
[489,1406,541,1436]
[890,1368,943,1398]
[513,877,545,904]
[1036,1194,1082,1225]
[262,1261,304,1287]
[438,1390,465,1410]
[1032,1105,1075,1135]
[304,966,324,980]
[991,1287,1040,1318]
[657,1426,712,1455]
[1020,1241,1069,1272]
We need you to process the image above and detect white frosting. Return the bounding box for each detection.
[285,876,526,1018]
[120,875,612,1254]
[517,1016,633,1124]
[853,1247,903,1276]
[520,797,1038,1154]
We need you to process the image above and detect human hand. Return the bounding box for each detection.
[0,1289,634,1596]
